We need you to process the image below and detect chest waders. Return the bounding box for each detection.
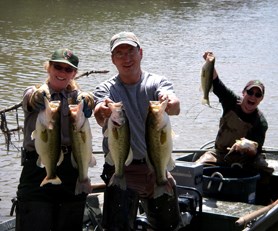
[215,111,252,164]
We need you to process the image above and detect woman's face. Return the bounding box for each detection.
[48,62,77,91]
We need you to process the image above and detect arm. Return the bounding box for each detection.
[202,52,239,109]
[156,74,180,115]
[247,112,268,154]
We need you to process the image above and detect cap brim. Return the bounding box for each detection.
[50,59,78,69]
[111,40,138,52]
[246,85,263,93]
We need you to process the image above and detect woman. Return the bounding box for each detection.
[16,48,94,231]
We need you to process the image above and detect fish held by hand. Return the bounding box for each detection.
[146,99,175,198]
[69,100,96,195]
[104,102,132,190]
[201,53,215,107]
[31,98,63,186]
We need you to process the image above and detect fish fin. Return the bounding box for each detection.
[31,130,37,140]
[167,157,176,171]
[171,129,176,138]
[57,151,64,166]
[125,148,133,166]
[40,129,49,143]
[202,98,211,107]
[71,154,78,168]
[103,128,108,137]
[40,176,62,187]
[36,157,45,168]
[108,174,126,190]
[145,155,154,171]
[89,154,97,167]
[153,183,174,199]
[105,152,115,166]
[75,178,92,195]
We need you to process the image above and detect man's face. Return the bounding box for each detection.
[111,44,142,84]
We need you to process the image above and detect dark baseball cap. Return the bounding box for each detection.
[50,48,79,69]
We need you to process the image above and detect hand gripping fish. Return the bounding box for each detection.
[31,97,63,186]
[145,100,175,198]
[226,138,258,157]
[104,102,133,190]
[201,53,215,107]
[69,100,96,195]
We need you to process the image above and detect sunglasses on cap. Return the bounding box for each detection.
[53,64,75,73]
[246,89,263,98]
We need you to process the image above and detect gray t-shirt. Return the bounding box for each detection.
[93,71,176,159]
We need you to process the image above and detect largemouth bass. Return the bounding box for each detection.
[31,97,63,187]
[201,53,215,106]
[104,102,132,190]
[69,100,96,195]
[146,100,175,198]
[227,138,258,156]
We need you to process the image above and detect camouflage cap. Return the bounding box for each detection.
[110,31,140,52]
[50,48,79,69]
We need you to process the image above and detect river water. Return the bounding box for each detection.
[0,0,277,220]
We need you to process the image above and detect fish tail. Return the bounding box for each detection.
[153,183,174,199]
[202,98,210,106]
[108,174,126,190]
[155,170,168,186]
[40,176,62,187]
[157,178,168,186]
[75,178,92,195]
[89,154,97,167]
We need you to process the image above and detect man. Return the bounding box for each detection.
[196,52,274,205]
[94,32,181,230]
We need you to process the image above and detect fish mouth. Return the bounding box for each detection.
[112,121,121,127]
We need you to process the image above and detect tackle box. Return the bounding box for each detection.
[171,161,203,196]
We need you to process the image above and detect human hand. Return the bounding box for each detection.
[203,51,218,79]
[77,92,94,109]
[159,93,180,115]
[100,98,114,119]
[29,88,47,110]
[94,98,114,126]
[159,93,169,102]
[203,51,214,60]
[77,92,94,117]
